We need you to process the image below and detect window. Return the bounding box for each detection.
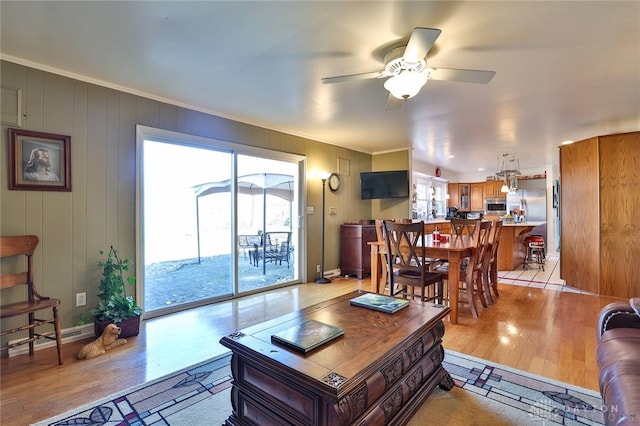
[136,126,304,318]
[412,174,448,220]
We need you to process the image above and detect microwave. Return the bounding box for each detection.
[484,198,507,215]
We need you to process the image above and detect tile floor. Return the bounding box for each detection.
[497,252,591,294]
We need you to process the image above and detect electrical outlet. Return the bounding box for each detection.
[316,264,321,273]
[76,292,86,307]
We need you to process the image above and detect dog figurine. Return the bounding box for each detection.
[77,323,127,360]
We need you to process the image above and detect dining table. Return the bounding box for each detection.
[369,234,475,324]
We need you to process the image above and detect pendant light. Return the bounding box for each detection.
[496,153,521,192]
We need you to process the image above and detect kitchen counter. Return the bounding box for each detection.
[421,219,452,235]
[502,221,546,227]
[497,221,547,270]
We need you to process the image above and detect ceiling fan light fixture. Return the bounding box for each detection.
[384,70,428,100]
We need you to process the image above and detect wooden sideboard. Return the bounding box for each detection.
[340,223,377,279]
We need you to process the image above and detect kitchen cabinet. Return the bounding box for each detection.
[340,223,377,279]
[470,183,485,211]
[560,131,640,299]
[449,182,484,211]
[484,180,503,197]
[459,184,470,211]
[447,183,459,208]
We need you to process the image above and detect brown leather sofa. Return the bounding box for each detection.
[596,298,640,425]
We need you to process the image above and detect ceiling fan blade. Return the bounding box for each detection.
[385,93,405,110]
[321,71,386,84]
[403,28,442,63]
[428,67,496,84]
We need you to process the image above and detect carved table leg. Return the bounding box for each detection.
[439,371,455,391]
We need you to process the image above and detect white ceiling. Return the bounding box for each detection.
[1,1,639,176]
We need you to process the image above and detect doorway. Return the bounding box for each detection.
[137,126,303,317]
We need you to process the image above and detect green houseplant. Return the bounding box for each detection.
[92,246,142,337]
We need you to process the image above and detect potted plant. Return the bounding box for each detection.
[92,246,142,338]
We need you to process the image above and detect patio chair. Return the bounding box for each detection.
[264,241,292,268]
[246,235,262,266]
[238,235,251,260]
[263,232,292,268]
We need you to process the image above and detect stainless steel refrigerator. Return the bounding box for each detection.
[506,189,547,222]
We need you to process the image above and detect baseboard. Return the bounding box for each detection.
[325,268,341,278]
[8,323,94,357]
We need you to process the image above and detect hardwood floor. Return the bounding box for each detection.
[0,277,622,426]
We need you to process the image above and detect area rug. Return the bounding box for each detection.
[35,350,605,426]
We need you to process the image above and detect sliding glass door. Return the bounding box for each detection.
[137,127,303,317]
[236,155,298,292]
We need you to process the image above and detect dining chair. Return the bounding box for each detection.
[429,218,478,272]
[433,220,491,318]
[0,235,63,365]
[374,218,414,294]
[440,218,481,271]
[374,219,389,293]
[463,220,492,314]
[450,218,480,237]
[482,218,503,304]
[382,220,444,303]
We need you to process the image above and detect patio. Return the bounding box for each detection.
[144,254,295,311]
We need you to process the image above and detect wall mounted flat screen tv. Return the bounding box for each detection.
[360,170,410,200]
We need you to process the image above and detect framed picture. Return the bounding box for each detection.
[8,128,71,191]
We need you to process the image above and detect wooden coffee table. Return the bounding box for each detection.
[219,290,453,426]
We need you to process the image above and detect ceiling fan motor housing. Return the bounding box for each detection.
[384,46,428,75]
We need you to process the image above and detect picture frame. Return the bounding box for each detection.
[8,128,71,191]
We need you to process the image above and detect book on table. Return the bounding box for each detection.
[271,319,344,354]
[349,292,409,314]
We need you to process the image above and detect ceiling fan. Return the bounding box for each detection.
[321,28,496,107]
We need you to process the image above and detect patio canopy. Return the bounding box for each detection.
[192,173,294,201]
[192,173,294,273]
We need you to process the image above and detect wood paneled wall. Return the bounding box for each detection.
[599,132,640,297]
[560,137,600,293]
[560,131,640,298]
[0,60,372,337]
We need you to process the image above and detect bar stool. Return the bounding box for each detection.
[523,235,545,270]
[528,242,545,271]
